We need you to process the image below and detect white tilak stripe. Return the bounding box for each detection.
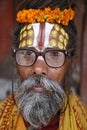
[32,23,54,49]
[44,23,54,47]
[37,56,44,60]
[32,23,40,47]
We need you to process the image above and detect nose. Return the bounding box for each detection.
[32,59,48,75]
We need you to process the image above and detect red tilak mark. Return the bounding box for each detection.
[38,23,45,47]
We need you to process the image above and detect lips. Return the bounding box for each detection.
[33,84,44,92]
[32,84,52,96]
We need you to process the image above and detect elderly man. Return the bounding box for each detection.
[0,0,87,130]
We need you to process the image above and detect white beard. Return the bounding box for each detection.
[14,75,65,129]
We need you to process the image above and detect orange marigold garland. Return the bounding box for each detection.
[16,7,75,26]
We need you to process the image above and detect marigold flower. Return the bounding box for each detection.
[16,7,75,26]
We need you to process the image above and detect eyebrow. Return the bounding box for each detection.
[20,46,63,52]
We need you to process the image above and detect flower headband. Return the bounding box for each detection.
[16,7,75,26]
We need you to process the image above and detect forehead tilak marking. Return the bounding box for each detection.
[19,23,69,50]
[38,23,45,49]
[19,24,34,48]
[32,23,54,50]
[49,24,69,49]
[19,23,46,50]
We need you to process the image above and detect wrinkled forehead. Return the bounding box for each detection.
[19,22,69,50]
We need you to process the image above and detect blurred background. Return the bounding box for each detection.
[0,0,87,105]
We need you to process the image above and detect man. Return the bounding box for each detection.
[0,0,87,130]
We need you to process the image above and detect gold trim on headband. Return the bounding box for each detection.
[16,7,75,26]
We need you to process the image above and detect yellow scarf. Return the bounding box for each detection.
[0,91,87,130]
[59,92,87,130]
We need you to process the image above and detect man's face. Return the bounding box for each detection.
[14,22,69,128]
[17,22,69,83]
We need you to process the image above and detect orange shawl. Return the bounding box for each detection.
[0,91,87,130]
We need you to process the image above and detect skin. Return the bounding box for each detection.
[17,23,70,84]
[17,53,69,84]
[16,48,69,128]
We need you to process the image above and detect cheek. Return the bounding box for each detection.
[48,62,69,82]
[17,65,32,79]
